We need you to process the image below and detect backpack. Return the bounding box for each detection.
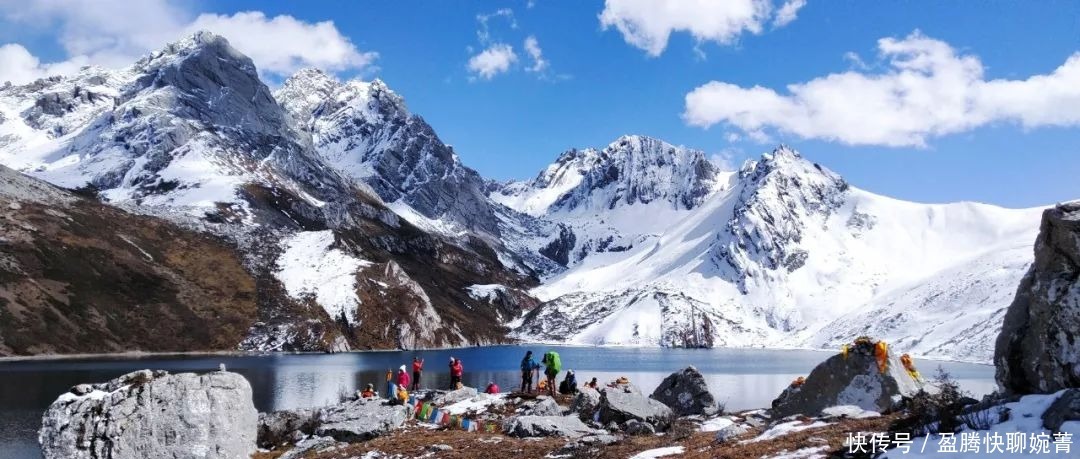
[544,351,562,372]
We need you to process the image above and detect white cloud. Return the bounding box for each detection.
[523,36,548,73]
[477,8,517,44]
[0,0,375,84]
[468,44,518,80]
[186,12,376,76]
[683,31,1080,147]
[599,0,802,57]
[0,43,88,85]
[772,0,806,28]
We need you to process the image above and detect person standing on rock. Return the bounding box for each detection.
[385,369,395,399]
[520,350,539,393]
[411,356,424,391]
[449,357,464,389]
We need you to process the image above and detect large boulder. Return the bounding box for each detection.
[650,366,720,416]
[258,408,319,448]
[597,385,674,430]
[770,342,920,418]
[526,397,564,416]
[315,398,410,442]
[39,370,257,459]
[501,415,600,438]
[570,387,602,420]
[995,202,1080,394]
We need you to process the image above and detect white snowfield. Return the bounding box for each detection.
[505,147,1045,363]
[275,230,370,325]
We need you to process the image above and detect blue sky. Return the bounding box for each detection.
[1,0,1078,207]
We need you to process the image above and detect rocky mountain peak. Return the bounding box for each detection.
[276,68,341,120]
[498,134,724,216]
[713,146,850,300]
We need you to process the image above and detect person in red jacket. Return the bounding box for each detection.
[449,357,464,389]
[485,381,499,394]
[411,356,424,391]
[396,365,411,397]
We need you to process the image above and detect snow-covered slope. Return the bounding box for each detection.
[0,32,539,355]
[513,147,1043,362]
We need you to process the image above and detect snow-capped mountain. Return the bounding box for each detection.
[0,32,537,355]
[0,31,1050,362]
[511,147,1043,363]
[492,135,731,267]
[273,68,566,277]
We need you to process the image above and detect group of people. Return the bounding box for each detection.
[357,350,605,402]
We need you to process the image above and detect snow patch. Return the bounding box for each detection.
[275,230,370,324]
[627,446,685,459]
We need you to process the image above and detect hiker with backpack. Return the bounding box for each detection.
[540,350,561,397]
[519,350,540,393]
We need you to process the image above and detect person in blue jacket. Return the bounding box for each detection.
[519,350,539,393]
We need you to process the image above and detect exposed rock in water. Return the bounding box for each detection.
[770,342,920,418]
[314,398,411,442]
[501,415,599,438]
[597,384,674,430]
[38,370,257,459]
[650,366,720,416]
[995,201,1080,394]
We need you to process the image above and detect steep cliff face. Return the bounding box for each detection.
[995,201,1080,393]
[0,33,537,355]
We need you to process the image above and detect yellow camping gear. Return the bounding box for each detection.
[900,353,922,382]
[874,341,889,374]
[841,344,849,360]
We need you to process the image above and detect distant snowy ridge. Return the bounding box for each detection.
[511,147,1044,363]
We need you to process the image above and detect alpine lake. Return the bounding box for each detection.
[0,345,995,458]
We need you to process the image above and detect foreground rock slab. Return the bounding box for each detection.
[502,415,600,438]
[39,369,257,459]
[650,366,720,416]
[598,384,674,430]
[996,201,1080,394]
[315,399,411,442]
[770,343,919,418]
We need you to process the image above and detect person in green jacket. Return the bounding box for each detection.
[540,351,560,397]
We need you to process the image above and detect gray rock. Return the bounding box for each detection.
[258,408,319,448]
[650,366,720,416]
[995,202,1080,394]
[623,419,656,436]
[597,386,674,430]
[38,370,257,459]
[570,387,602,420]
[278,436,339,459]
[1043,389,1080,432]
[714,424,750,443]
[528,397,564,416]
[502,415,600,438]
[315,398,410,442]
[770,342,920,418]
[429,444,453,452]
[434,387,479,405]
